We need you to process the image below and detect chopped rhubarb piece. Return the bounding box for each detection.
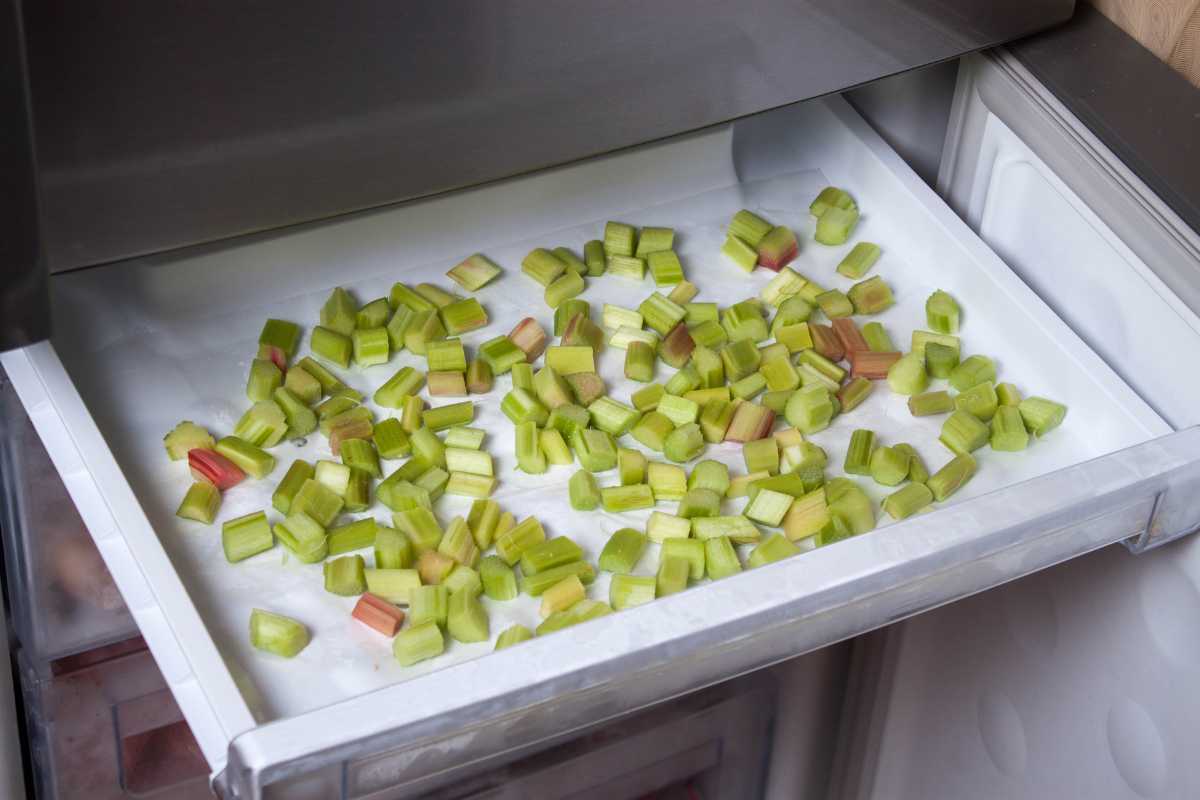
[328,417,374,456]
[660,323,696,369]
[724,403,775,442]
[508,317,548,362]
[850,350,902,380]
[756,226,799,271]
[189,448,245,490]
[831,318,869,357]
[260,344,288,374]
[809,324,845,362]
[352,592,406,636]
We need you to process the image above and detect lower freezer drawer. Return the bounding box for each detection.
[3,85,1200,798]
[19,639,213,799]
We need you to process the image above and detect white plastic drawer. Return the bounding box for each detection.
[3,91,1200,798]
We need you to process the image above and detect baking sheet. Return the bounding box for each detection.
[49,165,1163,724]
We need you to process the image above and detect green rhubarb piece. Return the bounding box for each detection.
[691,345,725,388]
[553,246,588,276]
[760,358,800,392]
[647,510,691,542]
[1019,396,1067,436]
[664,364,701,396]
[688,460,730,495]
[598,220,635,257]
[392,507,442,552]
[327,517,377,556]
[815,290,854,319]
[991,405,1031,451]
[656,555,690,597]
[444,472,496,498]
[783,488,829,542]
[501,387,549,426]
[233,401,288,448]
[444,446,492,477]
[312,325,353,368]
[247,358,283,402]
[465,499,500,551]
[536,599,612,636]
[634,226,674,257]
[521,537,584,576]
[908,390,954,417]
[895,443,929,484]
[996,382,1022,406]
[478,335,525,375]
[747,533,801,567]
[404,310,447,355]
[315,459,352,496]
[533,365,573,409]
[444,427,485,450]
[321,288,358,336]
[364,568,421,604]
[659,539,704,581]
[495,624,535,650]
[343,468,371,512]
[375,526,414,570]
[730,372,767,401]
[545,345,595,375]
[956,381,999,422]
[887,353,929,396]
[690,320,728,349]
[619,448,647,486]
[926,290,961,334]
[476,555,516,602]
[408,585,450,628]
[569,470,602,511]
[393,620,445,666]
[582,239,606,276]
[540,574,586,618]
[386,306,416,351]
[647,250,684,286]
[521,248,567,286]
[664,423,705,463]
[446,564,484,595]
[290,478,344,527]
[883,482,934,520]
[324,555,366,595]
[940,410,990,455]
[860,322,893,353]
[601,484,655,513]
[545,271,586,309]
[589,396,641,436]
[927,453,977,501]
[838,377,873,413]
[414,283,457,307]
[250,609,310,658]
[844,429,875,476]
[607,254,646,280]
[658,394,700,428]
[356,297,391,330]
[283,365,321,405]
[554,299,590,336]
[692,515,761,544]
[760,267,805,307]
[571,428,618,472]
[721,338,762,382]
[632,383,666,412]
[810,186,857,217]
[869,446,910,487]
[826,477,875,536]
[259,318,301,357]
[215,436,276,478]
[405,427,443,469]
[814,206,859,245]
[847,276,894,315]
[176,481,220,524]
[744,487,792,526]
[272,460,315,515]
[520,561,596,596]
[699,400,736,442]
[625,341,655,382]
[705,536,742,579]
[949,355,996,392]
[426,338,467,374]
[440,297,489,335]
[316,394,358,422]
[423,401,474,432]
[447,253,502,291]
[547,403,590,442]
[271,387,316,439]
[415,465,450,501]
[353,327,390,367]
[729,209,773,247]
[222,511,273,563]
[447,589,489,643]
[722,234,758,272]
[417,550,456,585]
[785,385,835,434]
[609,574,658,610]
[748,472,807,500]
[373,418,411,459]
[743,437,780,475]
[722,300,769,343]
[495,516,546,565]
[164,421,215,461]
[837,242,881,279]
[639,292,686,336]
[515,420,547,474]
[598,528,647,573]
[678,487,722,520]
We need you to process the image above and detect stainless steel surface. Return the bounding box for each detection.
[0,0,48,350]
[24,0,1073,275]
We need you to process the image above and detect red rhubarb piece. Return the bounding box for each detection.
[188,448,245,491]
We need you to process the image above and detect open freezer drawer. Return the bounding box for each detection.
[4,93,1200,798]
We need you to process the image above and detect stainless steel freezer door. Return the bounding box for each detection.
[834,50,1200,799]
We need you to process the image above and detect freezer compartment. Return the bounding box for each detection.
[18,638,213,799]
[4,89,1200,796]
[0,376,138,662]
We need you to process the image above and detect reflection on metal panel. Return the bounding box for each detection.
[24,0,1072,273]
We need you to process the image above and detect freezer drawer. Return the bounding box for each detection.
[18,638,213,799]
[3,89,1200,798]
[0,376,138,662]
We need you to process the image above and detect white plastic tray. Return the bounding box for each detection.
[0,96,1173,789]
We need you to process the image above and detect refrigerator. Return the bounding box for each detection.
[1,2,1198,797]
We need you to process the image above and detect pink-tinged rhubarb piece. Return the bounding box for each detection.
[352,592,406,636]
[329,418,374,456]
[259,344,288,375]
[756,226,799,272]
[189,448,246,490]
[809,324,845,363]
[659,323,696,369]
[850,350,902,380]
[831,318,869,358]
[508,317,548,363]
[724,403,776,442]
